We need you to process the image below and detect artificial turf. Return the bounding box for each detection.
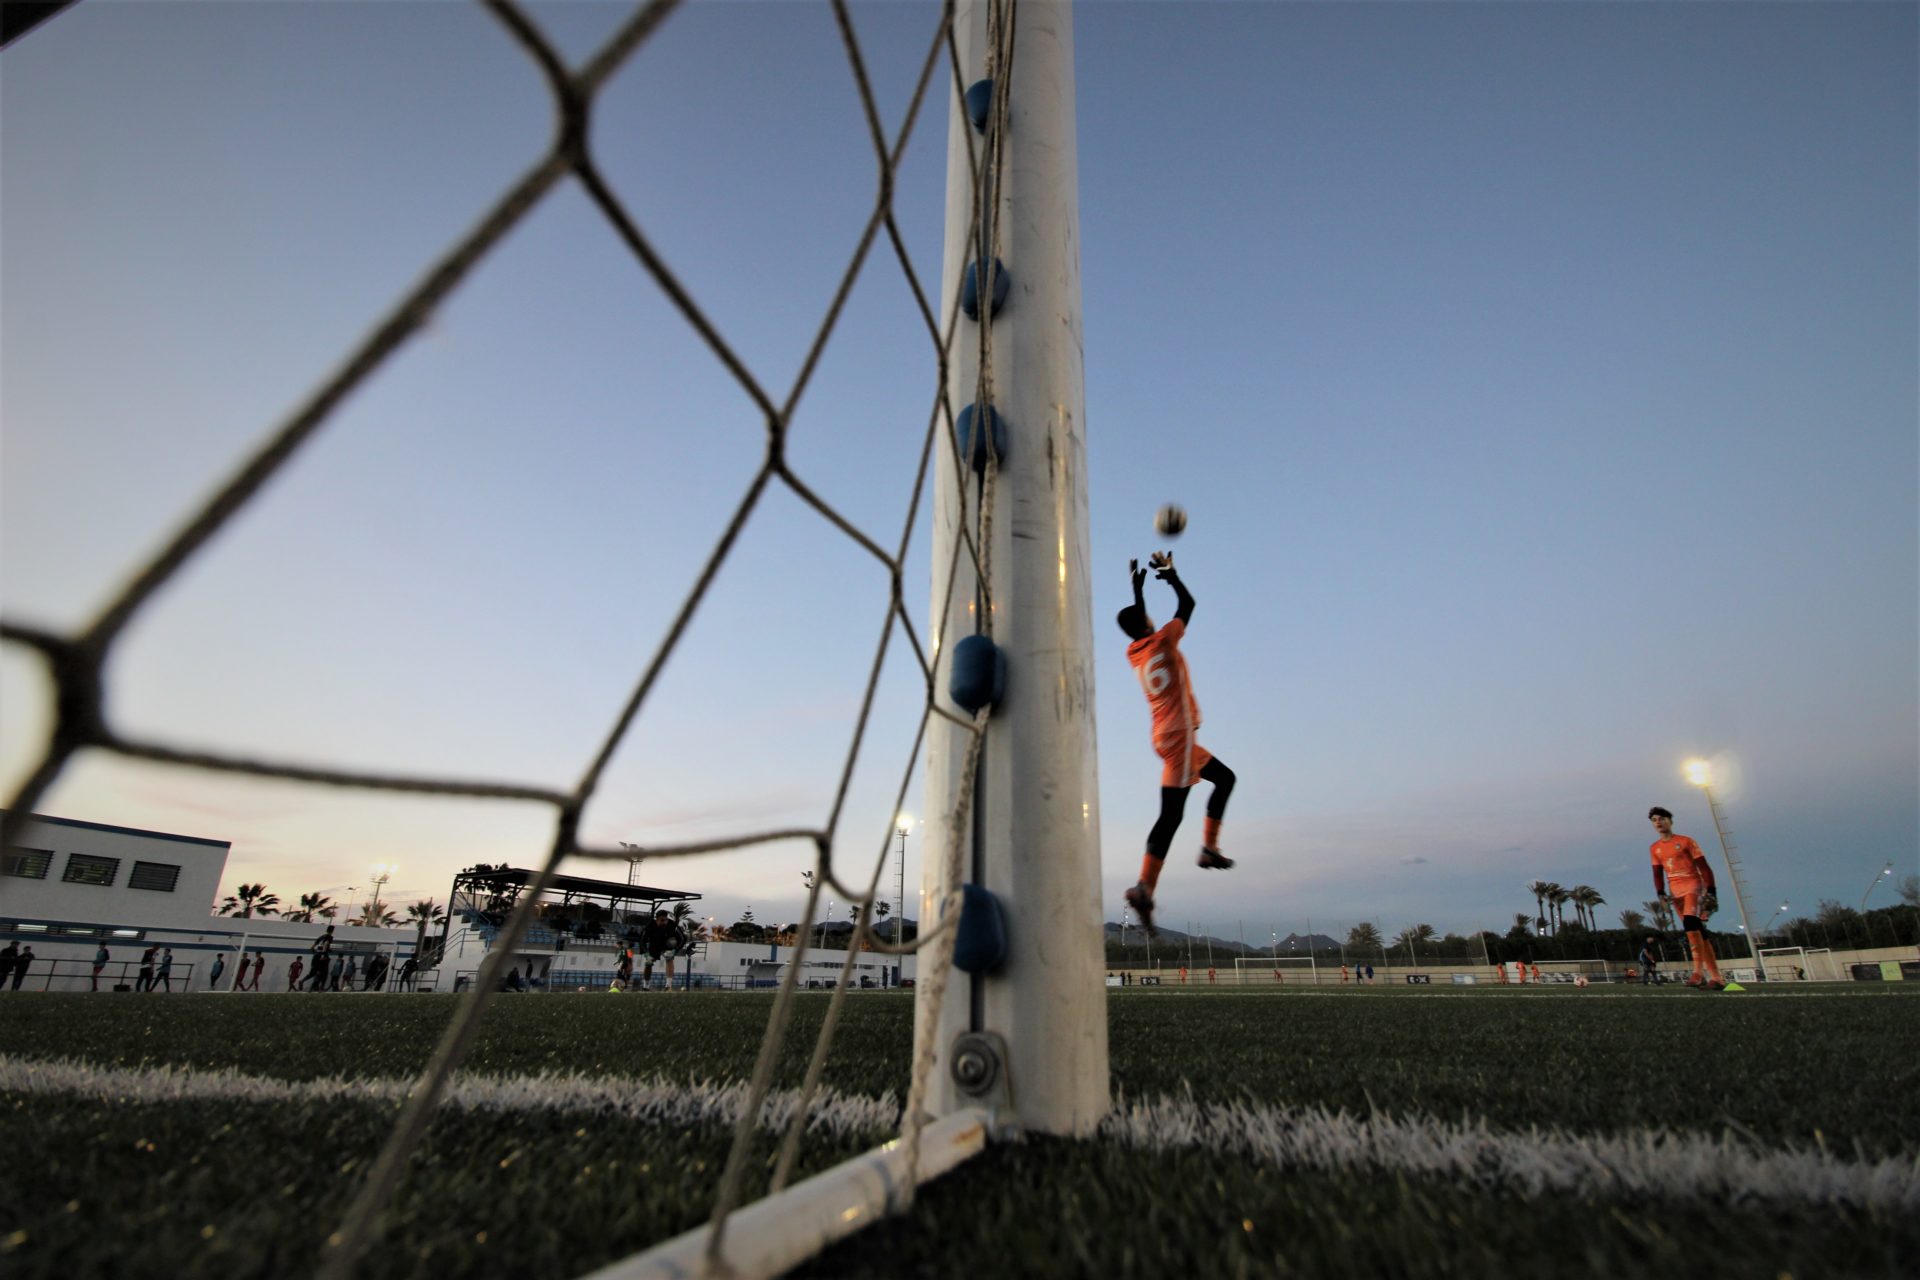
[1,986,1915,1279]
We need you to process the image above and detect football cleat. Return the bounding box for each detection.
[1197,847,1234,870]
[1124,883,1159,939]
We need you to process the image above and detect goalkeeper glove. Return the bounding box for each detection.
[1699,889,1719,919]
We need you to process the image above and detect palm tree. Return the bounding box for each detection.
[283,892,337,923]
[353,902,399,928]
[1643,898,1675,932]
[403,899,446,950]
[1618,908,1647,934]
[218,883,281,918]
[1569,885,1605,931]
[1345,922,1383,952]
[1526,880,1550,934]
[1542,883,1569,935]
[1390,923,1437,961]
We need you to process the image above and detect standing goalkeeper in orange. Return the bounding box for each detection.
[1119,552,1236,937]
[1648,806,1725,990]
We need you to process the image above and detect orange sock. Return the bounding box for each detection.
[1138,853,1165,893]
[1686,931,1705,978]
[1202,816,1221,849]
[1700,935,1722,982]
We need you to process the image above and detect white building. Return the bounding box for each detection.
[0,812,417,992]
[429,865,914,992]
[0,817,912,994]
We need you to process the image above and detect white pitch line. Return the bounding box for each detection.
[1103,1094,1920,1214]
[0,1054,900,1141]
[6,1055,1915,1214]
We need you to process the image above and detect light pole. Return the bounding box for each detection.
[1762,901,1790,936]
[1859,861,1894,913]
[895,816,912,944]
[367,864,395,924]
[1683,758,1761,975]
[618,841,646,886]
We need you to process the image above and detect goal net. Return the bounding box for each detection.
[0,2,1098,1277]
[1232,955,1320,986]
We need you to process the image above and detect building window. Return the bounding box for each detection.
[61,854,121,887]
[3,848,53,879]
[128,861,182,893]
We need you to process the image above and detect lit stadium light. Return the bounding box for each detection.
[1683,759,1712,787]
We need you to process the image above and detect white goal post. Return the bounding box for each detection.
[1515,958,1617,984]
[1232,955,1319,986]
[1759,946,1839,982]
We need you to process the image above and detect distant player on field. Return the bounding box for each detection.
[641,910,686,991]
[1648,806,1724,990]
[1118,552,1237,938]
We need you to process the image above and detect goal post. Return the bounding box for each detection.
[1759,946,1839,982]
[919,0,1107,1136]
[1534,958,1617,984]
[1232,955,1319,986]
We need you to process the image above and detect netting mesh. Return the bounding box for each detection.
[0,0,1027,1272]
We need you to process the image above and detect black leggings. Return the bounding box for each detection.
[1145,757,1236,859]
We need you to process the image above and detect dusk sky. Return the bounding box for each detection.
[3,1,1913,948]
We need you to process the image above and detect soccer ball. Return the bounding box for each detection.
[1573,976,1589,988]
[1154,503,1187,537]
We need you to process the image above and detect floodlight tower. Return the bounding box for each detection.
[1683,759,1760,975]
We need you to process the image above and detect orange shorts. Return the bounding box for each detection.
[1153,728,1212,788]
[1670,883,1703,919]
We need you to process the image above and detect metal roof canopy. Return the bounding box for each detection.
[449,866,701,910]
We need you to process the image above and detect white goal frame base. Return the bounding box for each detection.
[584,1108,990,1280]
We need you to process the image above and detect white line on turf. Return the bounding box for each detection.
[1102,1094,1920,1213]
[9,1055,1915,1214]
[0,1054,899,1140]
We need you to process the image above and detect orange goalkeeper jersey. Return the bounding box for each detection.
[1650,834,1707,887]
[1127,617,1200,739]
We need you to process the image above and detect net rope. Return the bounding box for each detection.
[0,0,1025,1274]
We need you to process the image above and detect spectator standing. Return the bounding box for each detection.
[397,954,418,991]
[341,955,358,990]
[249,951,267,991]
[209,953,227,991]
[10,946,34,991]
[155,948,175,992]
[0,942,18,991]
[288,956,305,990]
[137,945,158,992]
[1638,936,1660,986]
[92,943,111,991]
[329,954,345,991]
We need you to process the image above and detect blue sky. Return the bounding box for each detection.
[3,1,1913,944]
